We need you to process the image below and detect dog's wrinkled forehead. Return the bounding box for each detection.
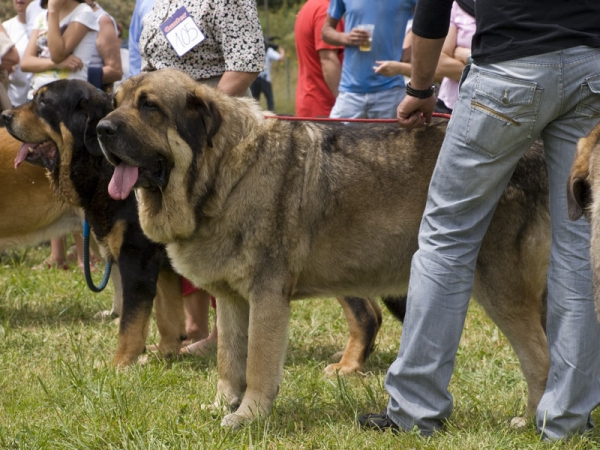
[29,84,68,130]
[114,69,201,110]
[34,79,101,112]
[32,85,64,114]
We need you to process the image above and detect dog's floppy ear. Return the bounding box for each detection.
[83,110,103,157]
[187,89,222,148]
[567,128,600,221]
[567,175,590,221]
[77,88,112,157]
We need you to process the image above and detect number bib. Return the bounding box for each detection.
[160,6,204,57]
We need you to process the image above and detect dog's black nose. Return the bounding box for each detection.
[1,111,13,124]
[97,120,118,138]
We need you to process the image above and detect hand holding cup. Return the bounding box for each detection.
[354,24,374,51]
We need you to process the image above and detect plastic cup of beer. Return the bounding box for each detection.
[356,24,374,51]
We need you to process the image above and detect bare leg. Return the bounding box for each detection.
[182,290,218,357]
[73,233,85,272]
[184,288,210,341]
[38,236,67,269]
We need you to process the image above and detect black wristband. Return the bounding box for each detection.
[406,82,436,99]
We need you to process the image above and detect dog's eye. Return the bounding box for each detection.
[141,99,158,111]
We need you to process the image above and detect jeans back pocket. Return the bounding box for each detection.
[575,74,600,119]
[466,70,540,158]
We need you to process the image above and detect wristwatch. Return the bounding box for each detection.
[406,82,436,99]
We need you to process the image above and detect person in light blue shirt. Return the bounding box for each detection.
[322,0,416,118]
[127,0,155,77]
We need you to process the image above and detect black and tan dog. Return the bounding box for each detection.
[2,80,186,366]
[97,68,551,430]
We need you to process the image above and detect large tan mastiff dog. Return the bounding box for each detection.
[97,68,550,430]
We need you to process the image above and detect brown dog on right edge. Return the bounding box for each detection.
[567,123,600,319]
[97,69,551,430]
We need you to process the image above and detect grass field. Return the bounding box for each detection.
[2,244,600,448]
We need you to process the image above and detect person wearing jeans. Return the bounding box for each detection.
[322,0,416,119]
[359,0,600,441]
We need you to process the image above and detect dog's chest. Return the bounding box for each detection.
[166,238,251,296]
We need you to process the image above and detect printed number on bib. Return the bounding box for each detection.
[160,6,204,57]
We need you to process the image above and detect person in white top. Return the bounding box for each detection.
[4,0,34,106]
[21,0,98,99]
[25,0,43,37]
[20,0,98,272]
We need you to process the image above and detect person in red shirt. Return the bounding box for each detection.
[295,0,343,117]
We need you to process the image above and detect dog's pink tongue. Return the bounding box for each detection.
[108,163,138,200]
[14,142,34,168]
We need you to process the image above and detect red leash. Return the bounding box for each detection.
[265,112,451,123]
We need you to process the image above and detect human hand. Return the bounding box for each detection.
[396,95,437,129]
[374,61,402,77]
[453,46,471,65]
[56,54,83,72]
[347,28,370,47]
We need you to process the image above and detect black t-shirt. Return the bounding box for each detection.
[412,0,600,64]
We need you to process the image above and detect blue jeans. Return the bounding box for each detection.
[385,46,600,439]
[329,86,406,119]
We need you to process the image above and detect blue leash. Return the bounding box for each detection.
[83,219,112,292]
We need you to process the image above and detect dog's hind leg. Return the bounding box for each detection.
[153,270,186,358]
[473,277,549,427]
[220,291,290,430]
[325,297,382,376]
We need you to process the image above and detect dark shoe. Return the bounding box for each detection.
[358,411,401,432]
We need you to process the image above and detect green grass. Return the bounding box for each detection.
[2,244,600,448]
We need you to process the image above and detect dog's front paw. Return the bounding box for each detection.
[510,416,528,428]
[324,362,360,376]
[93,309,118,320]
[220,412,249,431]
[112,353,139,367]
